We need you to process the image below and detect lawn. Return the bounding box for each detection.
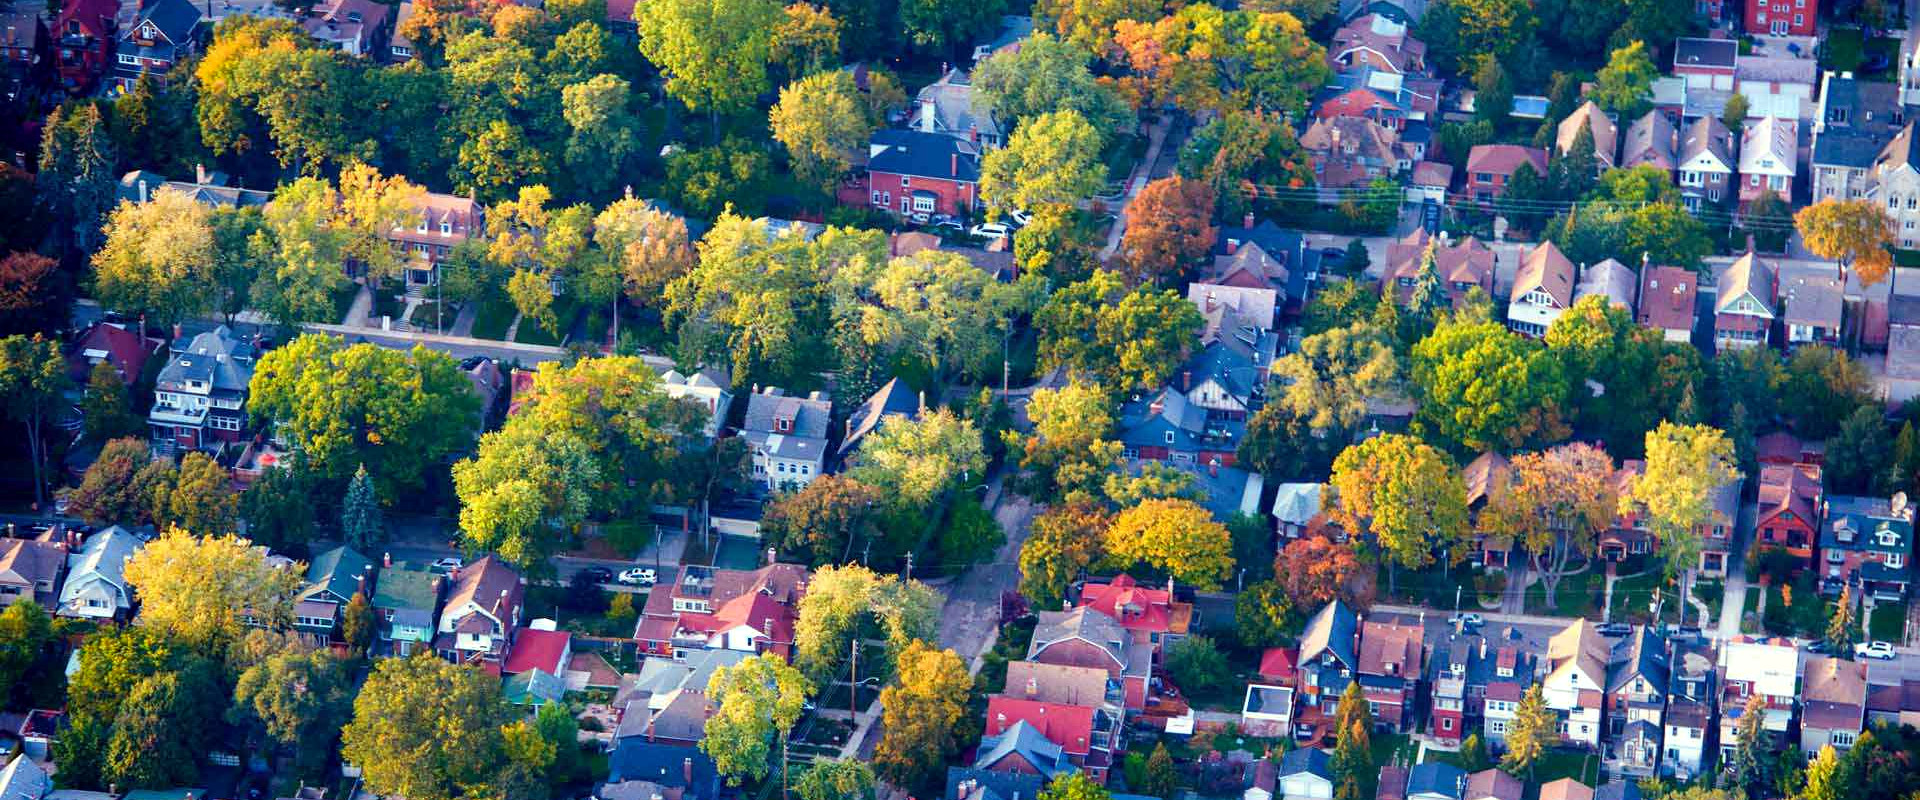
[330,282,363,323]
[515,297,582,346]
[372,290,404,322]
[470,300,516,340]
[1870,602,1908,643]
[1528,748,1601,793]
[409,301,450,334]
[1370,733,1417,775]
[1379,563,1483,609]
[1825,28,1902,80]
[1613,569,1678,625]
[1525,572,1600,619]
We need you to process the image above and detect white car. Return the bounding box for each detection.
[969,222,1012,240]
[1449,613,1484,629]
[1009,208,1032,227]
[1856,641,1898,660]
[429,556,464,574]
[619,567,658,586]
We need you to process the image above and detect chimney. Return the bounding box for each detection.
[137,179,149,203]
[918,390,926,412]
[766,547,776,565]
[383,551,392,567]
[1243,212,1254,229]
[1025,676,1037,697]
[683,757,694,785]
[1182,371,1192,391]
[173,323,182,340]
[950,153,959,177]
[1208,457,1220,477]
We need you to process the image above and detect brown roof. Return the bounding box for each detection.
[1466,144,1549,178]
[445,555,522,624]
[1622,111,1678,172]
[1465,768,1523,800]
[1637,265,1697,333]
[0,539,64,588]
[1548,619,1610,686]
[1866,680,1920,713]
[1512,240,1576,308]
[1376,766,1409,800]
[1358,620,1423,679]
[1411,161,1453,188]
[1462,451,1510,507]
[1537,778,1594,800]
[1758,463,1821,527]
[1301,117,1401,189]
[1680,116,1734,171]
[1557,101,1619,166]
[1803,655,1867,707]
[1003,661,1113,708]
[1384,228,1495,301]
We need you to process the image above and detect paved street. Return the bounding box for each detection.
[937,475,1040,668]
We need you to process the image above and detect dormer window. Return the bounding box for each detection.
[440,221,453,235]
[417,217,429,233]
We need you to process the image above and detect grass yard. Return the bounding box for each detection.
[1871,602,1908,643]
[1371,733,1417,773]
[1528,748,1602,794]
[1613,569,1678,625]
[409,301,450,334]
[1825,28,1902,80]
[470,300,517,340]
[1525,572,1600,619]
[331,282,363,323]
[515,297,582,346]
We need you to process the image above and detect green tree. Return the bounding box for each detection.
[1592,41,1657,117]
[454,423,599,568]
[1176,110,1313,222]
[1460,732,1489,771]
[1729,693,1770,794]
[68,437,157,527]
[0,600,55,707]
[1632,422,1740,579]
[637,0,784,122]
[36,102,118,254]
[1501,683,1555,779]
[763,475,889,566]
[1826,405,1893,494]
[770,70,878,192]
[80,361,143,444]
[1271,322,1402,435]
[1827,586,1857,658]
[239,466,316,555]
[981,110,1107,216]
[249,177,352,327]
[1143,743,1177,798]
[1473,57,1513,125]
[1545,295,1703,454]
[91,188,218,325]
[232,648,354,773]
[1103,499,1234,589]
[1234,580,1294,648]
[1018,503,1110,609]
[901,0,1005,53]
[1411,319,1572,452]
[1776,345,1874,439]
[561,74,643,198]
[165,452,237,535]
[1329,434,1471,578]
[796,760,877,800]
[341,464,385,550]
[792,566,941,685]
[0,335,74,508]
[1010,378,1124,502]
[1550,120,1600,200]
[702,653,809,784]
[1417,0,1537,76]
[1722,92,1750,136]
[874,641,971,789]
[1041,771,1117,800]
[938,496,1006,570]
[1034,271,1204,390]
[849,409,987,506]
[1802,744,1843,800]
[973,32,1132,134]
[1163,634,1230,693]
[107,672,211,788]
[341,655,508,800]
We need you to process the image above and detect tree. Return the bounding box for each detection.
[1473,58,1512,125]
[637,0,783,121]
[1826,405,1893,495]
[341,591,375,654]
[874,641,971,788]
[832,250,1038,386]
[107,672,211,788]
[80,362,142,443]
[0,335,73,508]
[1328,434,1471,576]
[91,188,217,325]
[1742,189,1794,253]
[1416,0,1537,76]
[771,3,841,77]
[560,74,644,197]
[763,476,889,566]
[249,177,351,327]
[1034,0,1168,54]
[1120,177,1217,286]
[1010,378,1124,503]
[232,648,353,773]
[663,138,774,219]
[796,760,877,800]
[166,452,237,535]
[1827,586,1858,658]
[1777,345,1874,439]
[1411,319,1572,452]
[1041,772,1116,800]
[1722,92,1750,136]
[1803,744,1843,800]
[1270,323,1402,435]
[1109,6,1330,116]
[938,496,1006,570]
[1796,198,1896,288]
[1631,422,1740,577]
[771,71,878,192]
[68,437,156,526]
[36,102,118,254]
[124,528,303,653]
[337,164,427,287]
[901,0,1005,54]
[1460,733,1489,771]
[0,601,55,707]
[1176,110,1313,222]
[240,467,317,555]
[973,33,1133,134]
[1550,121,1601,201]
[982,110,1107,216]
[595,197,696,306]
[1729,693,1770,794]
[1163,634,1230,693]
[1142,743,1177,798]
[1275,533,1365,608]
[1019,502,1110,609]
[1502,683,1555,778]
[1034,271,1204,390]
[1479,443,1616,609]
[250,335,479,498]
[1234,580,1295,647]
[0,251,68,336]
[792,566,941,684]
[1546,295,1704,454]
[1592,41,1657,117]
[340,465,385,550]
[342,655,508,800]
[702,653,809,784]
[1103,499,1234,589]
[454,424,599,568]
[849,409,987,506]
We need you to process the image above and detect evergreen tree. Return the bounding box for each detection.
[1550,121,1599,200]
[1892,421,1920,494]
[1827,586,1856,658]
[1343,238,1371,277]
[1142,742,1176,798]
[1407,241,1449,322]
[1331,683,1373,795]
[1502,684,1555,779]
[1673,381,1703,426]
[1730,693,1770,794]
[1460,733,1489,771]
[341,465,384,551]
[1473,58,1513,126]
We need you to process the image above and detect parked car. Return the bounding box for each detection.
[1597,622,1633,637]
[577,566,615,584]
[1009,208,1032,227]
[429,557,464,574]
[929,214,963,232]
[1449,613,1483,630]
[1856,641,1897,660]
[619,567,658,586]
[1804,639,1833,655]
[969,222,1012,239]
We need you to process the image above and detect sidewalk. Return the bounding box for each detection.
[1372,602,1572,629]
[1098,120,1171,260]
[303,321,567,356]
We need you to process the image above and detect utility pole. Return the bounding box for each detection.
[904,551,914,582]
[849,637,859,720]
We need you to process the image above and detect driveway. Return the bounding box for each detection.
[937,477,1039,668]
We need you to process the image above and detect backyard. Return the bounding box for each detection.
[1870,601,1908,643]
[1824,28,1902,81]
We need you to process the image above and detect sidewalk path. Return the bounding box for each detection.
[303,321,568,364]
[341,285,372,326]
[1099,121,1171,260]
[1717,501,1758,640]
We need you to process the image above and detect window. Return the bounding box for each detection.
[1890,552,1905,569]
[912,194,935,214]
[1833,730,1856,748]
[117,53,137,65]
[1164,431,1175,444]
[440,221,452,235]
[1794,13,1803,24]
[901,176,911,187]
[1441,718,1453,731]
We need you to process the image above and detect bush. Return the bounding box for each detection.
[1165,634,1232,695]
[607,593,637,628]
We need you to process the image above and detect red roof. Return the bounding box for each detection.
[1258,647,1300,682]
[507,368,537,416]
[1079,574,1185,635]
[68,322,155,384]
[503,628,570,675]
[985,696,1096,756]
[1638,265,1698,334]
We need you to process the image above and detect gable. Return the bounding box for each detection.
[1683,153,1729,173]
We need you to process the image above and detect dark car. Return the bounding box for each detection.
[577,566,615,585]
[1597,622,1632,637]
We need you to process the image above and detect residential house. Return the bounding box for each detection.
[1606,628,1669,777]
[649,365,731,441]
[370,561,440,656]
[1242,683,1295,738]
[1810,72,1904,202]
[1507,240,1576,337]
[0,754,52,800]
[632,563,808,660]
[915,69,1004,149]
[1407,161,1452,204]
[1383,228,1496,308]
[1894,292,1920,379]
[1662,644,1716,780]
[1713,252,1778,350]
[1357,620,1423,732]
[1557,102,1619,171]
[947,769,1047,800]
[118,168,271,209]
[504,624,572,677]
[1755,463,1823,572]
[1276,748,1334,800]
[52,0,117,94]
[388,2,415,60]
[434,555,525,668]
[984,696,1115,782]
[1189,279,1281,343]
[1005,661,1123,714]
[1117,389,1242,469]
[1328,14,1425,76]
[382,192,482,292]
[1811,128,1885,201]
[1605,460,1657,562]
[1739,116,1797,203]
[114,0,201,89]
[1699,477,1743,577]
[1736,55,1817,121]
[614,673,713,746]
[838,377,919,465]
[1635,265,1698,343]
[1717,637,1799,759]
[1259,647,1300,685]
[1678,117,1736,210]
[1272,483,1322,540]
[1210,220,1327,313]
[1539,779,1595,800]
[1746,0,1817,36]
[1800,654,1867,756]
[0,11,46,99]
[1245,759,1278,800]
[1405,763,1465,800]
[1464,145,1549,205]
[149,325,255,454]
[1870,123,1920,249]
[1296,601,1360,717]
[1463,452,1513,568]
[1427,634,1506,746]
[1462,769,1521,800]
[1543,619,1609,748]
[0,538,64,609]
[1300,117,1402,193]
[1575,258,1638,312]
[1028,607,1152,711]
[1866,679,1920,727]
[973,719,1079,780]
[304,0,390,57]
[1312,67,1441,132]
[1621,112,1678,175]
[1781,271,1845,348]
[1818,493,1915,600]
[57,526,141,620]
[742,386,832,492]
[68,322,158,388]
[1077,574,1192,650]
[968,15,1032,65]
[293,546,372,643]
[865,129,981,219]
[1673,38,1738,93]
[605,740,722,799]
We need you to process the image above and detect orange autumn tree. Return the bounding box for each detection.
[1109,5,1329,117]
[1274,530,1366,609]
[1476,443,1617,610]
[1119,176,1217,287]
[1795,197,1895,286]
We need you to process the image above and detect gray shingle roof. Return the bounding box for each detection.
[1280,747,1332,780]
[868,129,982,183]
[1814,128,1889,169]
[1300,600,1359,670]
[155,325,253,396]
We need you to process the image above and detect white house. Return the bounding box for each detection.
[1717,637,1799,760]
[1544,619,1609,748]
[434,555,524,665]
[1507,241,1576,337]
[742,386,832,492]
[1740,115,1798,202]
[57,526,142,620]
[656,365,732,440]
[1242,684,1295,738]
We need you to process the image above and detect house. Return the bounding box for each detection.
[1383,229,1496,309]
[1245,759,1278,800]
[1404,763,1465,800]
[1296,601,1360,716]
[113,0,202,89]
[1755,462,1822,572]
[1077,574,1192,648]
[1242,683,1295,737]
[1462,769,1520,800]
[1357,620,1423,732]
[1272,483,1322,540]
[434,555,524,668]
[1557,102,1619,171]
[1698,477,1744,577]
[1575,258,1637,312]
[0,538,65,609]
[1507,241,1576,337]
[1662,643,1716,780]
[1462,452,1513,567]
[1275,748,1334,800]
[614,678,713,746]
[0,754,52,800]
[1407,161,1452,204]
[1539,779,1595,800]
[1758,431,1825,466]
[973,719,1078,780]
[1714,251,1778,350]
[1865,679,1920,728]
[632,563,808,659]
[52,0,118,94]
[1605,628,1669,776]
[370,561,439,656]
[1810,73,1903,202]
[1172,341,1263,420]
[1376,767,1409,800]
[1801,654,1868,754]
[865,129,981,219]
[948,768,1047,800]
[968,15,1033,65]
[1870,123,1920,249]
[1259,647,1300,685]
[293,546,372,642]
[1818,493,1915,600]
[504,624,572,679]
[1678,117,1736,210]
[1635,265,1697,343]
[1464,145,1549,205]
[1328,14,1425,76]
[0,10,46,98]
[1673,38,1738,93]
[1543,619,1610,748]
[1735,55,1817,121]
[381,192,482,292]
[1894,293,1920,379]
[1811,128,1886,202]
[118,168,271,209]
[68,322,157,389]
[1717,636,1799,759]
[1189,280,1281,335]
[1621,112,1678,174]
[838,377,919,464]
[647,365,731,441]
[57,526,141,620]
[1004,661,1122,713]
[1117,389,1242,469]
[1746,0,1816,36]
[1780,271,1845,348]
[1739,116,1797,203]
[1300,117,1402,192]
[1430,633,1523,746]
[983,696,1115,782]
[742,386,831,492]
[149,325,255,454]
[1210,221,1327,312]
[1028,607,1152,711]
[914,69,1004,150]
[304,0,390,57]
[1311,67,1441,132]
[388,2,416,60]
[605,740,722,799]
[1603,460,1656,562]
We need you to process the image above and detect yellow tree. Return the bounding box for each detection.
[1631,422,1739,578]
[122,527,304,653]
[594,197,695,305]
[1102,498,1234,588]
[1795,197,1895,286]
[337,162,426,287]
[770,71,877,193]
[91,188,218,324]
[874,640,972,788]
[1329,433,1471,582]
[1478,443,1616,610]
[1501,683,1555,779]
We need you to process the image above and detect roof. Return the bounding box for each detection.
[839,377,920,457]
[620,649,750,710]
[607,738,722,792]
[305,0,389,49]
[61,526,142,607]
[1258,647,1300,682]
[503,667,567,706]
[1029,607,1134,673]
[503,627,570,675]
[1466,144,1548,177]
[1637,265,1698,333]
[1547,619,1610,687]
[743,387,832,460]
[945,768,1046,800]
[1302,117,1402,188]
[1814,128,1889,169]
[1717,252,1778,314]
[1621,111,1677,172]
[1557,102,1619,165]
[1271,483,1322,526]
[1411,161,1453,187]
[1594,782,1642,800]
[1405,763,1465,799]
[154,325,253,396]
[1080,574,1191,636]
[1576,259,1638,310]
[1461,451,1510,507]
[1358,620,1423,679]
[1607,628,1669,695]
[1878,121,1920,175]
[1300,600,1360,670]
[1719,637,1798,696]
[372,565,438,613]
[1243,683,1294,718]
[1003,661,1113,707]
[1680,116,1735,172]
[300,545,371,605]
[1740,116,1797,177]
[1464,768,1521,800]
[1538,778,1595,800]
[68,322,156,384]
[1673,37,1737,69]
[0,753,52,800]
[1820,494,1915,554]
[126,0,201,43]
[0,539,64,589]
[1737,55,1817,85]
[984,696,1095,756]
[1782,270,1845,328]
[1512,241,1576,308]
[1278,747,1332,780]
[1866,679,1920,714]
[441,555,522,628]
[915,69,1004,143]
[1329,13,1425,74]
[974,719,1074,777]
[868,128,982,183]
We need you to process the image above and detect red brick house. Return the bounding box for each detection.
[67,321,158,386]
[1747,0,1816,36]
[1755,463,1822,571]
[1028,607,1152,711]
[53,0,116,94]
[1077,574,1192,649]
[863,129,980,220]
[1464,145,1548,205]
[631,563,809,659]
[983,697,1115,783]
[1358,620,1423,732]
